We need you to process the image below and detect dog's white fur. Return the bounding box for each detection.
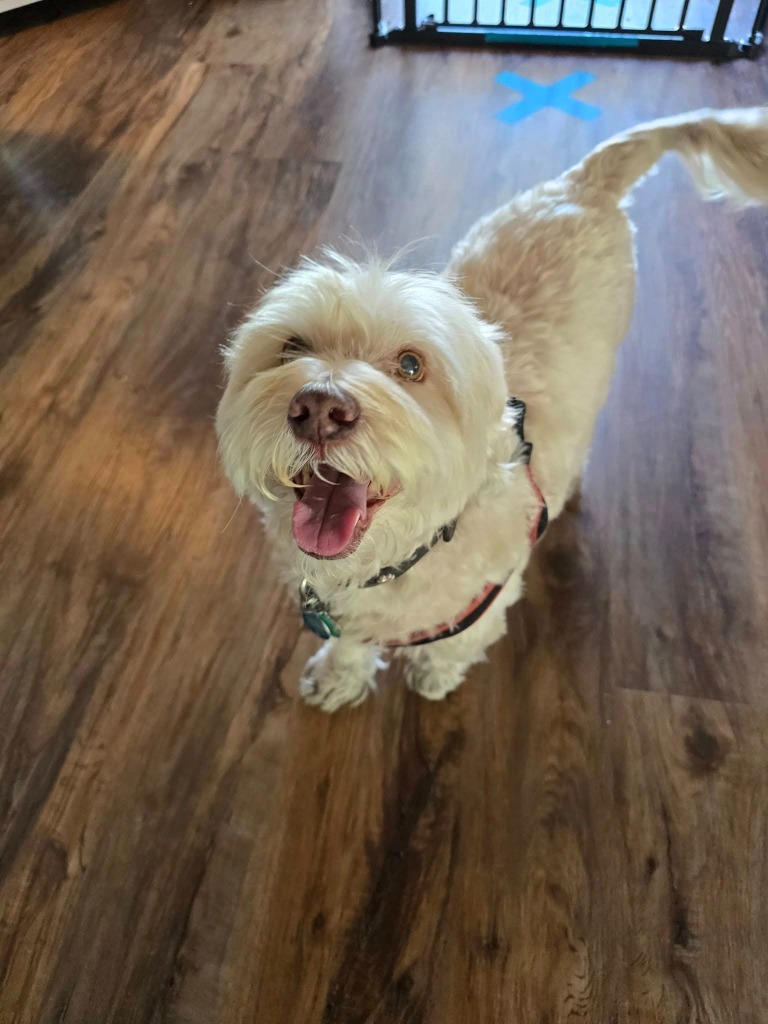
[217,108,768,712]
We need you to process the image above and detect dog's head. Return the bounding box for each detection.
[216,254,507,582]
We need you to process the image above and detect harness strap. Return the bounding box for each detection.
[385,580,506,648]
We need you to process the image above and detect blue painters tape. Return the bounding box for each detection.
[495,70,602,124]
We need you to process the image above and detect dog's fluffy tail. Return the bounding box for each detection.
[569,107,768,206]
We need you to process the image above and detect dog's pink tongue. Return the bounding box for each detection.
[292,465,369,557]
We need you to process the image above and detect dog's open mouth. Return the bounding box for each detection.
[291,463,391,559]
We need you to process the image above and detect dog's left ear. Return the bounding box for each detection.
[221,308,282,392]
[216,313,277,497]
[216,378,254,497]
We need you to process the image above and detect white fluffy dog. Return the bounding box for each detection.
[217,108,768,712]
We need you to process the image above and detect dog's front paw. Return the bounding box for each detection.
[405,659,466,702]
[299,668,369,712]
[298,642,377,713]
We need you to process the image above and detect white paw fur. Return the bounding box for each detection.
[299,641,383,713]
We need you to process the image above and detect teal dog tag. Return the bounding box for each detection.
[302,610,341,640]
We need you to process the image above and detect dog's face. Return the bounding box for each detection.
[216,255,507,581]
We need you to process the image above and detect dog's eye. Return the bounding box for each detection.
[396,351,424,382]
[281,337,309,363]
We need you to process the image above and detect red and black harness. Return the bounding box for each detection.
[300,397,548,647]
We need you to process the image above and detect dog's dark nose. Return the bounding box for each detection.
[287,383,360,443]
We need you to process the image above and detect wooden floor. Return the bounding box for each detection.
[1,2,767,1021]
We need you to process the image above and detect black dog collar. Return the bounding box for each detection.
[300,519,456,640]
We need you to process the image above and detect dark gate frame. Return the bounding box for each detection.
[371,0,768,58]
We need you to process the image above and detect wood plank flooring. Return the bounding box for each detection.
[1,2,767,1021]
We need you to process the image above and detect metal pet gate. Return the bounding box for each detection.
[371,0,767,57]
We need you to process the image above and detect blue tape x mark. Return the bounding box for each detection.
[496,71,601,125]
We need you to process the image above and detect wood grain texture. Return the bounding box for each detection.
[1,1,767,1021]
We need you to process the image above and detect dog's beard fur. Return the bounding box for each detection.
[216,254,509,586]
